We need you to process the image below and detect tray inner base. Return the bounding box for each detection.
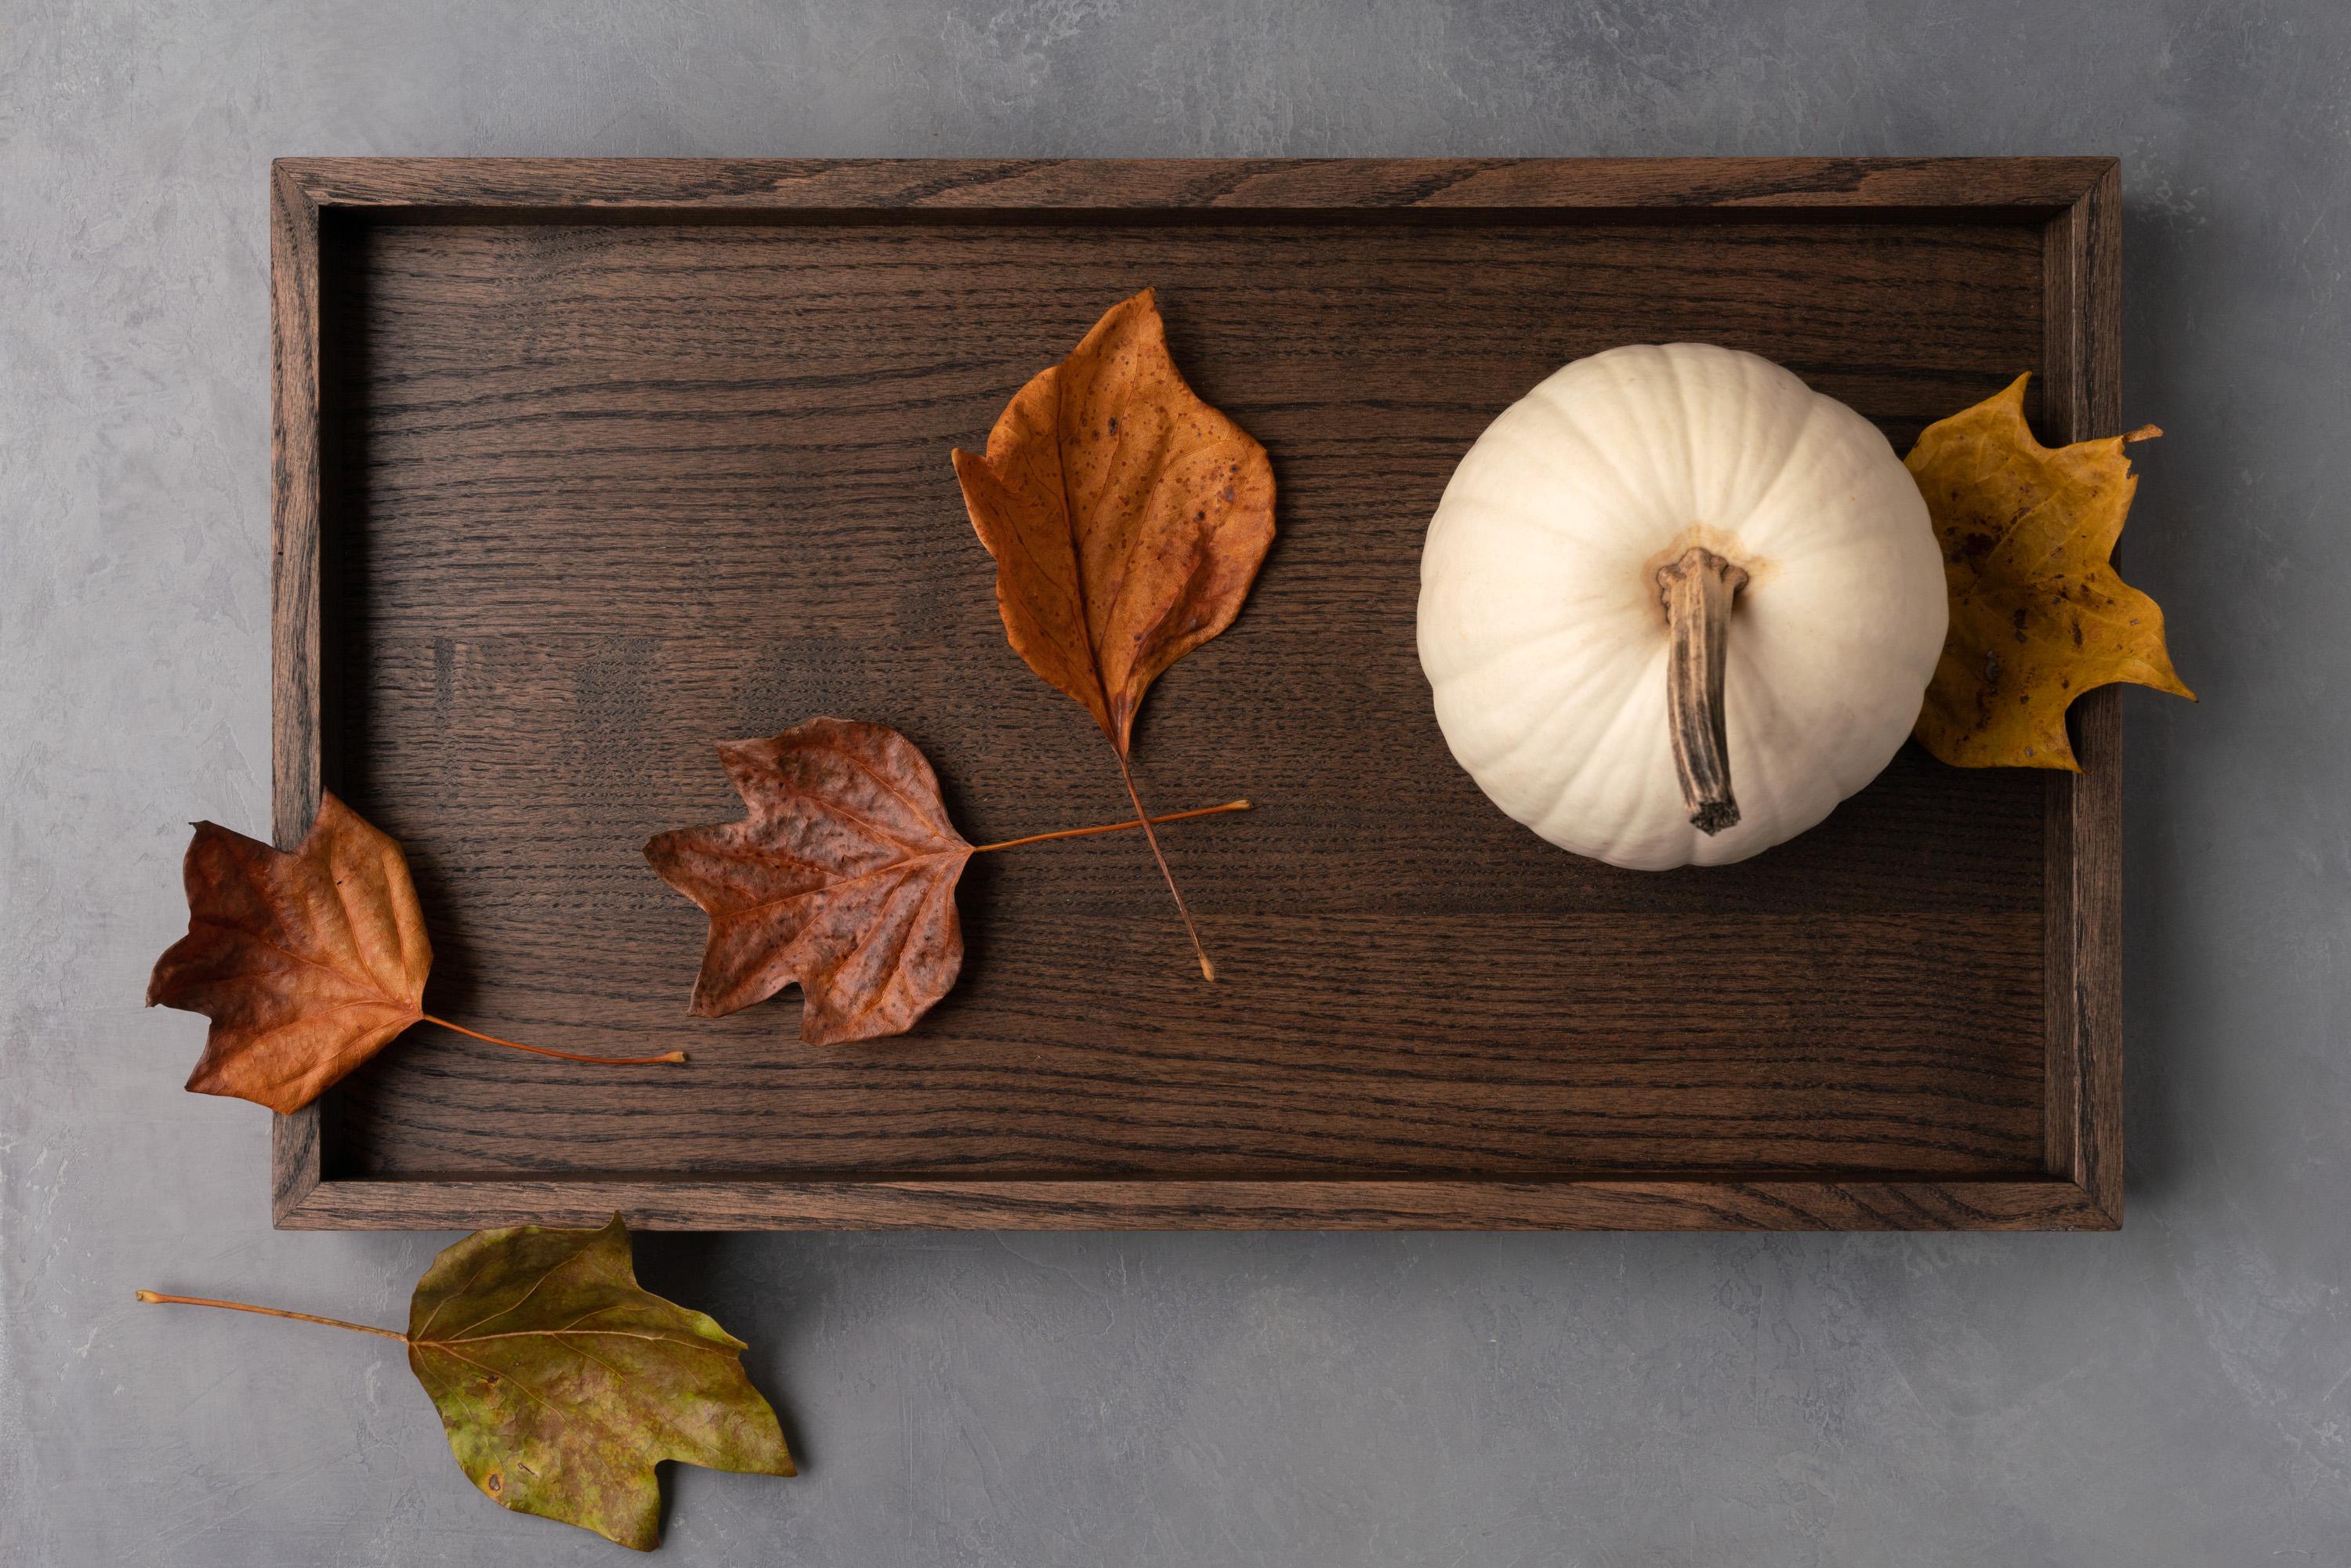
[313,212,2051,1183]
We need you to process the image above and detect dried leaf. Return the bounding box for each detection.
[147,792,430,1114]
[951,288,1273,977]
[139,1215,793,1552]
[408,1215,794,1550]
[1905,375,2195,769]
[644,718,970,1046]
[147,794,676,1107]
[645,720,1253,1043]
[952,288,1275,755]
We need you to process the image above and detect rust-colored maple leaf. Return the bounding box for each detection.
[952,288,1275,978]
[645,718,1248,1046]
[147,793,433,1114]
[148,792,681,1114]
[1905,374,2194,769]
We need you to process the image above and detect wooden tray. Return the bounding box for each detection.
[268,157,2124,1231]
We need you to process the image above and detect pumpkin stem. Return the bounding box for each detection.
[1656,546,1748,835]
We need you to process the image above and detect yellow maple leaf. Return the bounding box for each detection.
[1904,374,2193,770]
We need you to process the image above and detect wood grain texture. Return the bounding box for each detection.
[2038,164,2127,1224]
[269,157,2125,1230]
[270,163,322,853]
[268,164,327,1217]
[275,156,2113,216]
[277,1176,2116,1233]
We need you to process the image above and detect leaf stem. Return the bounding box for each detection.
[418,1016,688,1066]
[971,798,1250,855]
[134,1290,407,1342]
[1110,751,1218,983]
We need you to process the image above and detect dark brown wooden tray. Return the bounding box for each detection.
[268,156,2124,1231]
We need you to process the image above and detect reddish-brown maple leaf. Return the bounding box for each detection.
[147,792,433,1114]
[951,288,1274,977]
[644,717,1252,1045]
[644,719,973,1047]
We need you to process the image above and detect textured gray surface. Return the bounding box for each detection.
[2,1,2342,1563]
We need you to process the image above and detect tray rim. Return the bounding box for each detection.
[268,155,2123,1233]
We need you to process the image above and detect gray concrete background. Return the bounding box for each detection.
[2,1,2343,1563]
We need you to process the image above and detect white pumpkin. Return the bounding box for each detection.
[1417,343,1947,871]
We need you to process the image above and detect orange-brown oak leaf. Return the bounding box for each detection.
[1904,374,2195,770]
[147,791,431,1114]
[644,719,971,1046]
